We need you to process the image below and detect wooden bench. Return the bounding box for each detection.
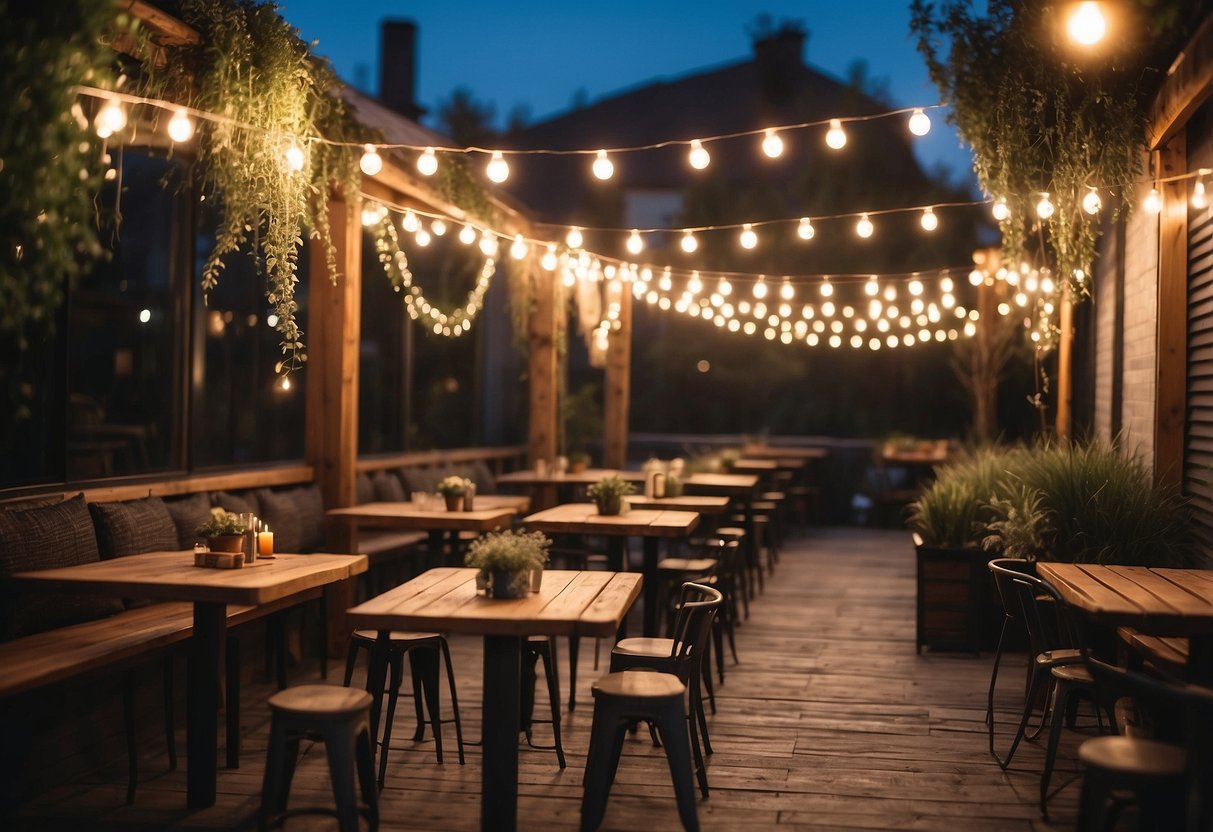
[1117,626,1190,680]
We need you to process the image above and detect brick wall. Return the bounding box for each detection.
[1093,217,1118,443]
[1119,178,1160,469]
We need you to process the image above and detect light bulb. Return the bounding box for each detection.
[284,142,305,172]
[541,244,558,271]
[592,149,614,181]
[417,147,438,176]
[486,150,509,183]
[819,280,833,298]
[1082,188,1102,215]
[1036,193,1055,219]
[825,119,847,150]
[688,272,703,294]
[908,108,931,137]
[908,279,924,296]
[688,139,710,170]
[1067,1,1107,46]
[167,109,194,142]
[359,144,383,176]
[510,234,528,260]
[414,228,431,247]
[761,128,784,158]
[781,280,795,301]
[431,219,447,236]
[480,232,498,257]
[753,279,768,299]
[992,197,1010,221]
[797,217,815,240]
[920,208,938,231]
[1194,180,1208,210]
[739,223,758,250]
[563,226,584,249]
[718,278,732,296]
[361,206,380,227]
[1144,188,1162,214]
[402,210,419,232]
[626,229,644,255]
[865,278,879,297]
[856,213,874,238]
[941,276,954,292]
[95,100,127,137]
[459,223,477,245]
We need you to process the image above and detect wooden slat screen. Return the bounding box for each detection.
[1184,103,1213,557]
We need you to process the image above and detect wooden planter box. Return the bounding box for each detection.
[914,536,988,655]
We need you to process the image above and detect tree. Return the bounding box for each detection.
[435,87,497,147]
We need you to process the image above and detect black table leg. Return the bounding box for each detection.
[187,602,226,808]
[642,537,660,636]
[482,634,522,831]
[427,529,445,571]
[606,537,626,572]
[366,630,391,745]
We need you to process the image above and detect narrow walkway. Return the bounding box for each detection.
[17,528,1083,830]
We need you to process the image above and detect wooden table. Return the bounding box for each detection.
[14,550,367,808]
[741,445,829,462]
[1038,562,1213,683]
[327,498,522,567]
[347,567,641,832]
[520,503,699,636]
[623,495,731,515]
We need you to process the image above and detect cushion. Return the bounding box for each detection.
[355,473,376,506]
[88,497,180,560]
[2,495,65,512]
[256,485,325,554]
[212,490,259,516]
[470,460,497,495]
[372,471,406,503]
[0,495,124,642]
[400,467,445,494]
[164,492,214,549]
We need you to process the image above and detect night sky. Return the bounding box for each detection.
[278,0,978,187]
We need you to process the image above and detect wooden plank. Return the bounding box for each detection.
[354,446,526,474]
[527,258,558,474]
[1,465,315,507]
[578,573,643,637]
[496,468,645,486]
[603,281,632,469]
[1036,562,1147,617]
[327,503,516,532]
[622,495,730,514]
[1106,565,1213,615]
[520,504,696,537]
[1156,134,1188,487]
[1148,13,1213,149]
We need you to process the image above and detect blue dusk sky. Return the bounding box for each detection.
[278,0,978,186]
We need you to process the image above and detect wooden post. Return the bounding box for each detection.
[527,259,558,506]
[603,281,632,469]
[1056,284,1074,439]
[1155,137,1189,487]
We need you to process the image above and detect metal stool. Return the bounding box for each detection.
[521,635,567,768]
[259,684,378,832]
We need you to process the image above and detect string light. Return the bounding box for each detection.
[541,244,558,270]
[992,197,1010,221]
[865,277,879,296]
[680,230,698,253]
[167,109,194,142]
[626,229,644,255]
[510,234,528,260]
[1035,193,1055,219]
[479,231,499,257]
[797,217,816,240]
[688,139,710,170]
[819,279,832,298]
[566,227,584,248]
[459,223,477,245]
[1194,179,1209,210]
[1067,1,1107,46]
[486,151,509,183]
[414,227,431,247]
[780,279,795,301]
[1143,188,1162,214]
[359,143,383,176]
[920,207,938,231]
[825,119,847,150]
[753,277,768,299]
[907,108,931,137]
[402,210,419,233]
[592,149,614,181]
[739,223,758,250]
[284,142,305,172]
[856,213,874,238]
[1082,188,1102,215]
[431,218,447,236]
[417,147,439,176]
[761,128,784,158]
[95,100,127,137]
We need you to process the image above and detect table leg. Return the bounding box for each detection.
[482,634,522,832]
[427,529,445,571]
[187,602,227,808]
[606,537,626,572]
[1189,633,1213,685]
[366,630,391,745]
[643,537,660,637]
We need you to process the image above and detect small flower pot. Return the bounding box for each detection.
[595,496,623,516]
[444,494,463,512]
[488,569,531,599]
[569,460,589,474]
[207,534,245,554]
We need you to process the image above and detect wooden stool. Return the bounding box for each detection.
[1075,736,1186,830]
[259,684,378,832]
[580,671,699,832]
[521,635,567,768]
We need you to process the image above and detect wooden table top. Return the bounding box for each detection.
[496,468,646,487]
[732,459,779,472]
[741,445,829,461]
[520,503,699,538]
[682,472,759,496]
[1038,562,1213,636]
[14,551,368,606]
[622,495,731,514]
[347,567,642,638]
[326,501,518,532]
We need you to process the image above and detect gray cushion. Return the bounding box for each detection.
[2,495,65,512]
[355,473,376,505]
[0,495,124,642]
[164,492,214,549]
[256,485,325,554]
[88,497,180,560]
[400,467,445,494]
[372,471,406,503]
[211,490,259,516]
[470,460,497,494]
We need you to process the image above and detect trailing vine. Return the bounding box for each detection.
[142,0,360,374]
[0,2,131,348]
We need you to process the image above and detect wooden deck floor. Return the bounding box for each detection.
[15,528,1086,831]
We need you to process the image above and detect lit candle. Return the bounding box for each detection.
[258,525,275,558]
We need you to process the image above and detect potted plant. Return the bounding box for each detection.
[568,450,590,474]
[587,475,635,516]
[196,509,248,553]
[718,449,740,473]
[664,474,683,498]
[465,530,552,599]
[436,476,469,511]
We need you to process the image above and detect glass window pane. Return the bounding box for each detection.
[358,232,408,453]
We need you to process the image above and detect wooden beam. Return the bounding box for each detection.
[603,281,632,469]
[1155,136,1188,488]
[527,261,558,477]
[1148,14,1213,149]
[1056,286,1074,439]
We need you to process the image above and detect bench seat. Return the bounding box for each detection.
[1117,626,1190,678]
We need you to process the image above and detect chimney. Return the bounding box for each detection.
[753,24,808,102]
[380,20,426,121]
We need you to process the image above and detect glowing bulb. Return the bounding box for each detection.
[1194,180,1209,210]
[626,229,644,255]
[480,232,499,257]
[753,279,768,299]
[402,210,419,233]
[486,151,509,183]
[761,128,784,158]
[797,217,815,241]
[541,244,558,271]
[1036,193,1055,219]
[361,206,379,227]
[941,276,954,292]
[780,280,795,301]
[856,213,874,238]
[510,234,528,260]
[825,118,847,150]
[414,227,431,247]
[680,230,698,253]
[819,280,832,298]
[920,208,938,231]
[1144,188,1162,214]
[688,272,703,294]
[459,223,477,245]
[907,108,931,137]
[739,223,758,250]
[566,227,584,248]
[718,278,732,296]
[95,100,127,137]
[1082,188,1102,215]
[431,219,447,236]
[592,149,614,181]
[284,142,305,172]
[688,139,710,170]
[1067,1,1107,46]
[908,279,924,296]
[359,144,383,176]
[865,278,879,297]
[416,146,439,176]
[992,197,1010,221]
[167,109,194,142]
[969,269,984,286]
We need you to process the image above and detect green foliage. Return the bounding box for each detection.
[0,2,125,348]
[981,483,1052,560]
[464,529,551,574]
[196,509,247,537]
[586,475,636,501]
[144,0,359,375]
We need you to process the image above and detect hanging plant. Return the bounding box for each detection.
[910,0,1197,304]
[142,0,359,375]
[0,2,132,348]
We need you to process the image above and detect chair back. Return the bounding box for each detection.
[668,582,723,666]
[989,560,1076,657]
[705,538,742,587]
